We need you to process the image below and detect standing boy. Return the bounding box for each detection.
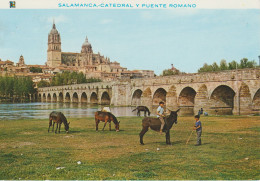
[157,101,165,134]
[193,115,202,146]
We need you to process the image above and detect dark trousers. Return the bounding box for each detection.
[196,130,202,145]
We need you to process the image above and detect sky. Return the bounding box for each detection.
[0,9,259,75]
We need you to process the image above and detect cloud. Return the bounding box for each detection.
[47,14,68,24]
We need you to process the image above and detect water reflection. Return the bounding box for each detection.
[0,103,156,120]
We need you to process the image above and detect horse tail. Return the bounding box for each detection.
[132,108,137,112]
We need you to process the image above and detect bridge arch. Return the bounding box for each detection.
[65,92,71,103]
[142,87,152,106]
[132,89,143,106]
[43,93,46,102]
[166,85,177,110]
[47,93,51,102]
[153,88,167,106]
[72,92,79,103]
[101,92,110,105]
[58,92,63,102]
[239,83,252,115]
[53,93,57,102]
[38,94,42,102]
[90,92,98,104]
[81,92,87,103]
[194,84,208,113]
[252,88,260,114]
[209,85,235,115]
[178,87,197,115]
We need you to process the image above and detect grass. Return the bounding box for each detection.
[0,115,259,180]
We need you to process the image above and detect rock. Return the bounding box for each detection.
[157,148,160,151]
[56,167,65,170]
[244,158,249,160]
[77,161,82,165]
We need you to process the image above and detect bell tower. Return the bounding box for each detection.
[47,21,61,67]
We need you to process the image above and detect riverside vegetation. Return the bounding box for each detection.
[0,116,259,180]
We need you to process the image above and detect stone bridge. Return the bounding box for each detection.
[38,68,260,115]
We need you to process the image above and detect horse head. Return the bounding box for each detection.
[167,108,180,124]
[65,121,70,133]
[115,121,120,132]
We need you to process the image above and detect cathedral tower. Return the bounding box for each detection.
[81,37,93,65]
[47,22,61,67]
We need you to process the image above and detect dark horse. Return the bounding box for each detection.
[132,106,151,117]
[48,111,70,133]
[139,109,180,145]
[95,111,120,132]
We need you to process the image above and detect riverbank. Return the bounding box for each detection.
[0,116,259,180]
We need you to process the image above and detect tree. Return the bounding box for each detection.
[211,62,219,71]
[219,59,228,70]
[198,58,257,73]
[38,80,50,88]
[228,60,238,70]
[29,67,43,73]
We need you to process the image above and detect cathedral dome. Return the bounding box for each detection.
[82,37,91,47]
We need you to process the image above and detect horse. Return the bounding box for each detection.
[95,111,120,132]
[139,109,180,145]
[132,106,151,117]
[48,111,70,133]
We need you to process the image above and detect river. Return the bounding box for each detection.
[0,102,151,120]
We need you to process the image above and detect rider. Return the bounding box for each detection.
[157,101,165,134]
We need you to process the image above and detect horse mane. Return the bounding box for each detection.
[145,107,151,113]
[109,112,118,124]
[60,112,68,125]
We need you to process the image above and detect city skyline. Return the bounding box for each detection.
[0,9,259,75]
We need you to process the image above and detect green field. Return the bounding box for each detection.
[0,116,259,180]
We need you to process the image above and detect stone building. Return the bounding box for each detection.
[46,22,154,80]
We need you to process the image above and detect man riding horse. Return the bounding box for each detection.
[157,101,166,135]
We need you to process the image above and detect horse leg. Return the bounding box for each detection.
[102,120,108,131]
[109,122,111,131]
[138,110,140,117]
[95,119,99,131]
[58,123,61,133]
[52,122,55,132]
[144,111,146,117]
[139,126,149,145]
[166,131,171,145]
[48,119,52,133]
[55,122,58,133]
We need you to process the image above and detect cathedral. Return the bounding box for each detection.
[46,22,154,80]
[47,22,126,72]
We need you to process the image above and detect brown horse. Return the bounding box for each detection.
[48,111,70,133]
[132,106,151,117]
[139,109,180,145]
[95,111,120,132]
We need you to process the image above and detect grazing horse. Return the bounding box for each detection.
[139,109,180,145]
[95,111,120,132]
[132,106,151,117]
[48,111,70,133]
